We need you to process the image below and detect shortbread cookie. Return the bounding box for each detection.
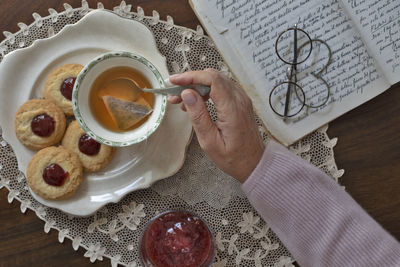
[14,99,66,150]
[43,64,83,115]
[27,146,83,200]
[62,121,115,172]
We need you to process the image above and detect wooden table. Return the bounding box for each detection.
[0,0,399,266]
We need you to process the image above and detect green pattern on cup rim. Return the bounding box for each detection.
[72,51,167,147]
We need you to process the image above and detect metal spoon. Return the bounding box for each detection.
[108,78,211,99]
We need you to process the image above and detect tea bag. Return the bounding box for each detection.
[102,95,153,130]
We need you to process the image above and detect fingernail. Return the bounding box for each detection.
[169,73,182,80]
[182,91,197,106]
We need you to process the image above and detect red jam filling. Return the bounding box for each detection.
[142,211,213,267]
[42,163,69,186]
[60,77,76,101]
[78,134,101,156]
[31,113,55,137]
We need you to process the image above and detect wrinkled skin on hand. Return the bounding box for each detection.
[168,69,265,183]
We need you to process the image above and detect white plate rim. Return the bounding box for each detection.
[0,10,193,216]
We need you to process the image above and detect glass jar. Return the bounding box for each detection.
[140,210,215,267]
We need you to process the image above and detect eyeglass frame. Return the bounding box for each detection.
[269,25,332,119]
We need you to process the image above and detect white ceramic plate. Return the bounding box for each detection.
[0,10,192,216]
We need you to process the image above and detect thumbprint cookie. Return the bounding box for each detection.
[14,99,66,150]
[43,64,83,116]
[62,121,115,172]
[26,146,83,200]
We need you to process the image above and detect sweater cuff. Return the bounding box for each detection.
[242,140,291,194]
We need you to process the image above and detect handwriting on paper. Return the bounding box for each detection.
[344,0,400,78]
[209,0,380,122]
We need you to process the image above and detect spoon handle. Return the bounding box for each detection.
[142,84,211,96]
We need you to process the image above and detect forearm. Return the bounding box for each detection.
[242,140,400,266]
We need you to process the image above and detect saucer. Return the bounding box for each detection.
[0,10,192,216]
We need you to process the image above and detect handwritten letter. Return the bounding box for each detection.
[341,0,400,84]
[192,0,391,145]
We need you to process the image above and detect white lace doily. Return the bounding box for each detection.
[0,2,344,266]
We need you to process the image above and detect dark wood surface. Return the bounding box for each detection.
[0,1,399,266]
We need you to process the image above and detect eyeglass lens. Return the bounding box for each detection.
[269,81,305,118]
[276,27,312,65]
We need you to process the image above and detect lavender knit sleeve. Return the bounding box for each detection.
[242,140,400,266]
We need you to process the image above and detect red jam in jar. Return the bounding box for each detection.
[42,163,69,186]
[141,211,214,267]
[31,113,55,137]
[60,77,76,101]
[78,134,101,156]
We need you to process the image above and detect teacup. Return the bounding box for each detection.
[72,51,167,147]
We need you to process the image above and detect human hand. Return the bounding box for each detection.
[168,69,265,183]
